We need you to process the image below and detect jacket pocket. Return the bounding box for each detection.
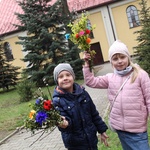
[61,103,75,116]
[80,98,91,113]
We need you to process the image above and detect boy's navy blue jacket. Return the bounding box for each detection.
[52,83,108,149]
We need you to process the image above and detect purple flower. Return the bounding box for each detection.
[65,33,70,40]
[35,111,48,126]
[36,99,40,105]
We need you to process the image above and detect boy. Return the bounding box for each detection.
[52,63,108,150]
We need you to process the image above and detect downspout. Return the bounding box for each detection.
[107,5,116,41]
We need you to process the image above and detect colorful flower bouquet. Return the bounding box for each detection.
[65,11,96,70]
[24,86,62,135]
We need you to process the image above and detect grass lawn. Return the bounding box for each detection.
[98,131,122,150]
[0,89,31,140]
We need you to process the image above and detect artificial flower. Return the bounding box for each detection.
[85,29,91,34]
[79,30,85,36]
[35,111,48,126]
[29,110,36,119]
[43,100,52,110]
[75,33,79,38]
[36,99,40,105]
[65,33,70,40]
[86,38,91,44]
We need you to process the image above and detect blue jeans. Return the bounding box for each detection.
[116,130,150,150]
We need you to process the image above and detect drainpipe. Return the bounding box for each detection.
[107,5,116,41]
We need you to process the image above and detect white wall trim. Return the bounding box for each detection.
[3,31,27,40]
[107,0,137,46]
[101,6,115,46]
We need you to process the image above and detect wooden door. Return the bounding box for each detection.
[90,42,104,66]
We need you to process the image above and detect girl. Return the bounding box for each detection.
[82,40,150,150]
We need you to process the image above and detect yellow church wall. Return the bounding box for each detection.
[148,0,150,7]
[111,1,144,56]
[88,11,110,62]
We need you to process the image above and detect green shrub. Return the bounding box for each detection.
[17,74,36,102]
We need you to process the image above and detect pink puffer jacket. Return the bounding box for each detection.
[83,66,150,133]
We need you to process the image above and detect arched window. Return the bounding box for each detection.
[4,42,14,61]
[126,5,140,28]
[87,19,94,39]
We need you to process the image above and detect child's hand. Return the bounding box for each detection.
[58,116,68,129]
[83,51,91,66]
[100,132,109,147]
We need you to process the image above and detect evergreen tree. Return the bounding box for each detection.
[57,0,83,80]
[0,39,20,91]
[134,0,150,74]
[15,0,83,86]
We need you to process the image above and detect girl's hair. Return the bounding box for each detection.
[129,61,141,83]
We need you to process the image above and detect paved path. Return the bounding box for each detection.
[0,62,112,150]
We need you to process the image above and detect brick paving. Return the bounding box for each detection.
[0,62,112,150]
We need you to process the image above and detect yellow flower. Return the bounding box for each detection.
[29,110,36,119]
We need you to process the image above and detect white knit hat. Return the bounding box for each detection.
[108,40,130,61]
[53,63,75,84]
